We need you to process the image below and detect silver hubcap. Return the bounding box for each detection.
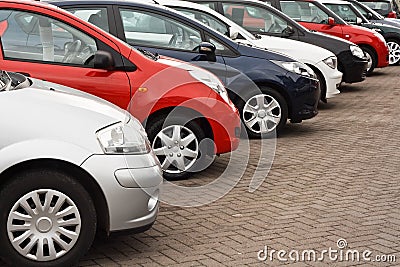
[7,189,81,262]
[152,125,199,174]
[365,51,373,71]
[388,41,400,65]
[243,94,281,134]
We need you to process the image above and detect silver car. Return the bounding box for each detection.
[0,71,162,267]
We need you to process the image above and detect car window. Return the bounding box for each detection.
[119,8,202,51]
[65,7,109,32]
[324,4,358,23]
[363,1,390,11]
[174,8,229,36]
[198,3,216,10]
[205,35,236,56]
[280,1,330,24]
[0,9,98,66]
[221,3,288,33]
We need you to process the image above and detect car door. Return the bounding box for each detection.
[0,8,132,108]
[111,6,229,83]
[279,1,344,38]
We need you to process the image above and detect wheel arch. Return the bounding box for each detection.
[0,158,110,236]
[142,106,214,143]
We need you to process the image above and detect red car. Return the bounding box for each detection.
[269,0,390,74]
[0,0,241,180]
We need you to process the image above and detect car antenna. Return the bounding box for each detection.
[153,0,159,4]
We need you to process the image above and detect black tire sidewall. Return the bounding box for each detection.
[0,169,96,267]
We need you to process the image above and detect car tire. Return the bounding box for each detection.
[0,169,96,267]
[237,87,288,139]
[361,46,377,75]
[387,38,400,65]
[146,114,213,180]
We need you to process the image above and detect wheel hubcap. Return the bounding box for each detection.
[152,125,199,174]
[7,189,81,262]
[243,94,281,134]
[388,41,400,65]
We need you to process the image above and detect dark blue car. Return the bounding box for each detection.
[49,0,320,137]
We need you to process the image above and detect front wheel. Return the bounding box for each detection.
[147,114,214,180]
[387,39,400,65]
[0,169,97,267]
[361,46,377,75]
[237,87,288,139]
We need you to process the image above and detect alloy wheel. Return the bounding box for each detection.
[388,41,400,65]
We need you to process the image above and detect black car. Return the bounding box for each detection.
[349,0,400,27]
[50,0,320,137]
[191,0,368,83]
[322,0,400,65]
[358,0,399,18]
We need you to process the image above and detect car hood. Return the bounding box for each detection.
[237,42,297,62]
[29,78,129,125]
[364,22,400,33]
[249,35,334,63]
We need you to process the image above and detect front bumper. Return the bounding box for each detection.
[80,153,163,232]
[376,41,390,68]
[315,61,342,99]
[208,99,241,155]
[337,51,368,83]
[287,75,320,123]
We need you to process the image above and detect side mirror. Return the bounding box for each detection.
[94,50,115,70]
[198,42,217,62]
[328,17,336,25]
[356,17,363,24]
[282,26,295,37]
[367,12,373,20]
[230,30,239,40]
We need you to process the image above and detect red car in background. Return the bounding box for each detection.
[359,0,399,18]
[0,0,241,180]
[269,0,389,74]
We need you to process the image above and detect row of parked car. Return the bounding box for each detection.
[0,0,398,266]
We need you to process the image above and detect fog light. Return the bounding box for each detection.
[148,190,159,211]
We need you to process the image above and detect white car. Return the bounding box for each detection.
[161,0,342,101]
[0,71,162,267]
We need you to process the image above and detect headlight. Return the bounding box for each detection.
[97,119,151,155]
[272,60,315,78]
[350,45,365,59]
[189,69,231,104]
[323,56,337,69]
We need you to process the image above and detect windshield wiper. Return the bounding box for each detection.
[137,48,159,61]
[253,33,262,39]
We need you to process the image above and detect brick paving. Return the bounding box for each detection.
[2,66,400,266]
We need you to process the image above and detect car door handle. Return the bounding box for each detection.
[16,72,31,77]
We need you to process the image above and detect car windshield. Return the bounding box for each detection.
[324,3,364,24]
[354,2,385,19]
[280,1,347,24]
[220,2,307,34]
[362,1,390,12]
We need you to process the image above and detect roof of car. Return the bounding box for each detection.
[47,0,240,48]
[316,0,352,4]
